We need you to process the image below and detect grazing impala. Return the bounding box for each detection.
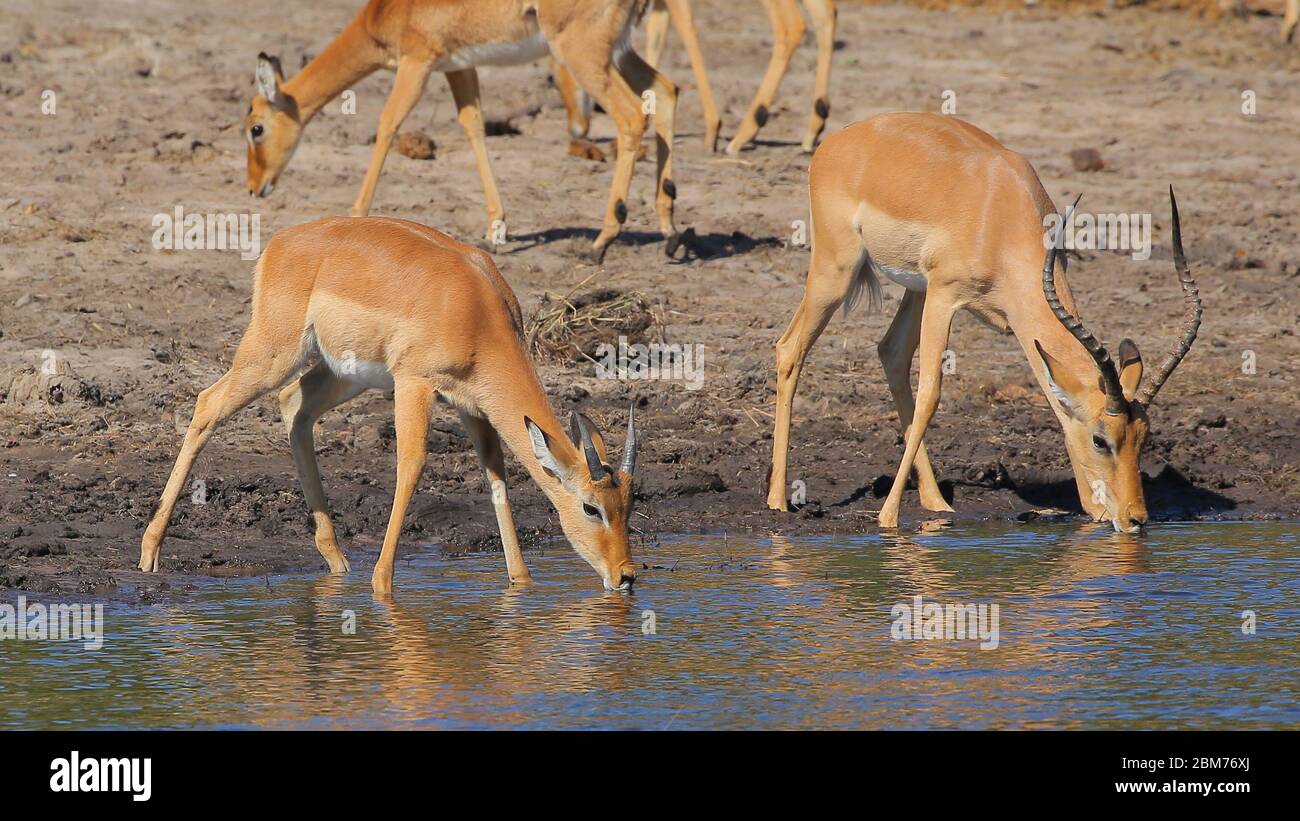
[244,0,681,261]
[138,218,641,594]
[766,113,1202,532]
[556,0,836,154]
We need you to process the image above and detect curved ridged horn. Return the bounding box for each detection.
[1042,193,1127,416]
[569,412,605,481]
[619,403,637,476]
[1136,187,1202,407]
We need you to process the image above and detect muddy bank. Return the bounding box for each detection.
[1,1,1298,599]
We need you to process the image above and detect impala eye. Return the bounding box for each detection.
[1092,434,1109,452]
[250,123,264,139]
[582,503,602,520]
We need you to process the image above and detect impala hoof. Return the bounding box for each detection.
[581,244,608,265]
[665,232,682,259]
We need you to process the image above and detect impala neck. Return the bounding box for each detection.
[476,356,582,504]
[1003,242,1105,402]
[283,19,382,123]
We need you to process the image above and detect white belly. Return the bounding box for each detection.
[432,32,550,71]
[878,262,928,292]
[319,344,395,392]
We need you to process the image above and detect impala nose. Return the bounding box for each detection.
[615,564,637,591]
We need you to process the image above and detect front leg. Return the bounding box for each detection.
[373,378,433,597]
[351,56,433,217]
[879,291,958,529]
[446,69,507,246]
[460,412,532,584]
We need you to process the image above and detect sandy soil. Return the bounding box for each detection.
[1,1,1298,598]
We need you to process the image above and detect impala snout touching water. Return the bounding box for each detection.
[766,113,1202,532]
[138,217,640,594]
[241,0,682,261]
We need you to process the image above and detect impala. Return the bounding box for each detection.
[766,113,1202,532]
[555,0,836,154]
[138,217,641,594]
[244,0,681,262]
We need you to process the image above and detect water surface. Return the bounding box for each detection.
[2,522,1297,729]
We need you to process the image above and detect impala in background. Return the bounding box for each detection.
[138,218,641,595]
[766,113,1202,532]
[244,0,682,261]
[555,0,837,154]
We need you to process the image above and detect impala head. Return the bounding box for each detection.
[244,53,303,198]
[526,407,639,591]
[1035,188,1202,534]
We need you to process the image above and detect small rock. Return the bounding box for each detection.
[567,138,606,163]
[395,131,436,160]
[1069,148,1104,172]
[1196,413,1227,429]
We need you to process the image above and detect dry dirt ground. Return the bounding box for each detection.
[1,1,1298,599]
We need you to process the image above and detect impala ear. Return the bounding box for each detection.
[526,417,572,485]
[1035,340,1088,419]
[1117,338,1143,402]
[255,52,283,103]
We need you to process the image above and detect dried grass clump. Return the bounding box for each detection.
[526,287,663,364]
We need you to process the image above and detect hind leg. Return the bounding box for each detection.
[799,0,835,152]
[140,328,307,572]
[767,234,863,511]
[660,0,722,151]
[278,362,368,574]
[552,58,592,139]
[726,0,805,155]
[616,49,680,250]
[878,290,953,513]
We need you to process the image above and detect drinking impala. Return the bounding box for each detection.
[139,218,641,594]
[766,113,1202,532]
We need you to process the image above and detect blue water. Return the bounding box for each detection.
[1,522,1297,729]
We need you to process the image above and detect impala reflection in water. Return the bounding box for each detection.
[0,523,1295,730]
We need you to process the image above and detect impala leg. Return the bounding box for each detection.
[767,249,847,511]
[799,0,835,152]
[879,292,958,529]
[278,361,368,574]
[644,0,670,67]
[459,412,532,585]
[663,0,722,152]
[878,290,953,513]
[555,50,647,261]
[372,378,433,597]
[351,56,433,217]
[446,68,506,244]
[140,330,306,572]
[617,50,681,251]
[553,59,592,139]
[726,0,805,155]
[1285,0,1299,43]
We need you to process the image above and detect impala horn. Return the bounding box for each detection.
[619,403,637,476]
[1135,186,1202,407]
[1042,193,1127,416]
[569,412,606,481]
